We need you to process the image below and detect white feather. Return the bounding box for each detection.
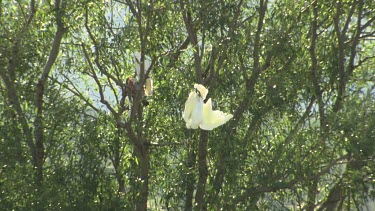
[183,84,232,130]
[132,52,151,80]
[200,98,233,130]
[145,78,153,96]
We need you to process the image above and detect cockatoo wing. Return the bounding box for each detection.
[183,92,196,122]
[200,98,233,130]
[183,91,204,129]
[194,84,208,100]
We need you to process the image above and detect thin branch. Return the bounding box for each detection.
[180,0,203,83]
[234,154,350,205]
[347,0,363,79]
[360,15,375,31]
[54,76,100,113]
[106,75,120,105]
[353,55,375,69]
[231,0,268,128]
[81,43,117,115]
[310,0,326,133]
[210,0,268,205]
[284,97,315,146]
[84,10,122,88]
[206,0,244,87]
[34,0,67,182]
[342,0,357,36]
[332,0,346,113]
[170,36,190,65]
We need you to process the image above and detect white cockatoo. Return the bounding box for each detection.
[132,52,151,80]
[145,77,153,96]
[183,84,233,130]
[199,98,233,130]
[132,52,153,97]
[183,84,208,129]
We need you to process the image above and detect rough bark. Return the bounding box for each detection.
[135,142,150,211]
[33,0,67,183]
[305,1,321,209]
[194,131,208,211]
[184,146,196,211]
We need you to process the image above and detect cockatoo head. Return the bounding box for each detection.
[193,84,208,100]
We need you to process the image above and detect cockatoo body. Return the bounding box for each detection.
[132,52,151,80]
[183,91,204,129]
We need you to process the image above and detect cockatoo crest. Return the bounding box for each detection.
[194,84,208,100]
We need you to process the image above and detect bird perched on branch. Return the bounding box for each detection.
[183,84,233,130]
[126,77,136,98]
[126,76,150,106]
[132,52,153,98]
[183,84,207,129]
[132,52,151,80]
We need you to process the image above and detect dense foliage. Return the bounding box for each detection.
[1,0,374,210]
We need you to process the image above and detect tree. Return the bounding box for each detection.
[1,0,374,210]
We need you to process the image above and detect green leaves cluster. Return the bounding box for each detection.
[1,0,374,210]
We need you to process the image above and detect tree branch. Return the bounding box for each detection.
[234,154,349,206]
[309,0,326,134]
[54,75,100,113]
[34,0,67,182]
[284,97,315,146]
[81,43,117,115]
[180,0,203,83]
[211,0,268,206]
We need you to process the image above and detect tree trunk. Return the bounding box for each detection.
[184,146,196,211]
[113,130,125,193]
[306,179,318,211]
[194,131,208,211]
[135,142,150,211]
[318,159,365,211]
[34,81,45,184]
